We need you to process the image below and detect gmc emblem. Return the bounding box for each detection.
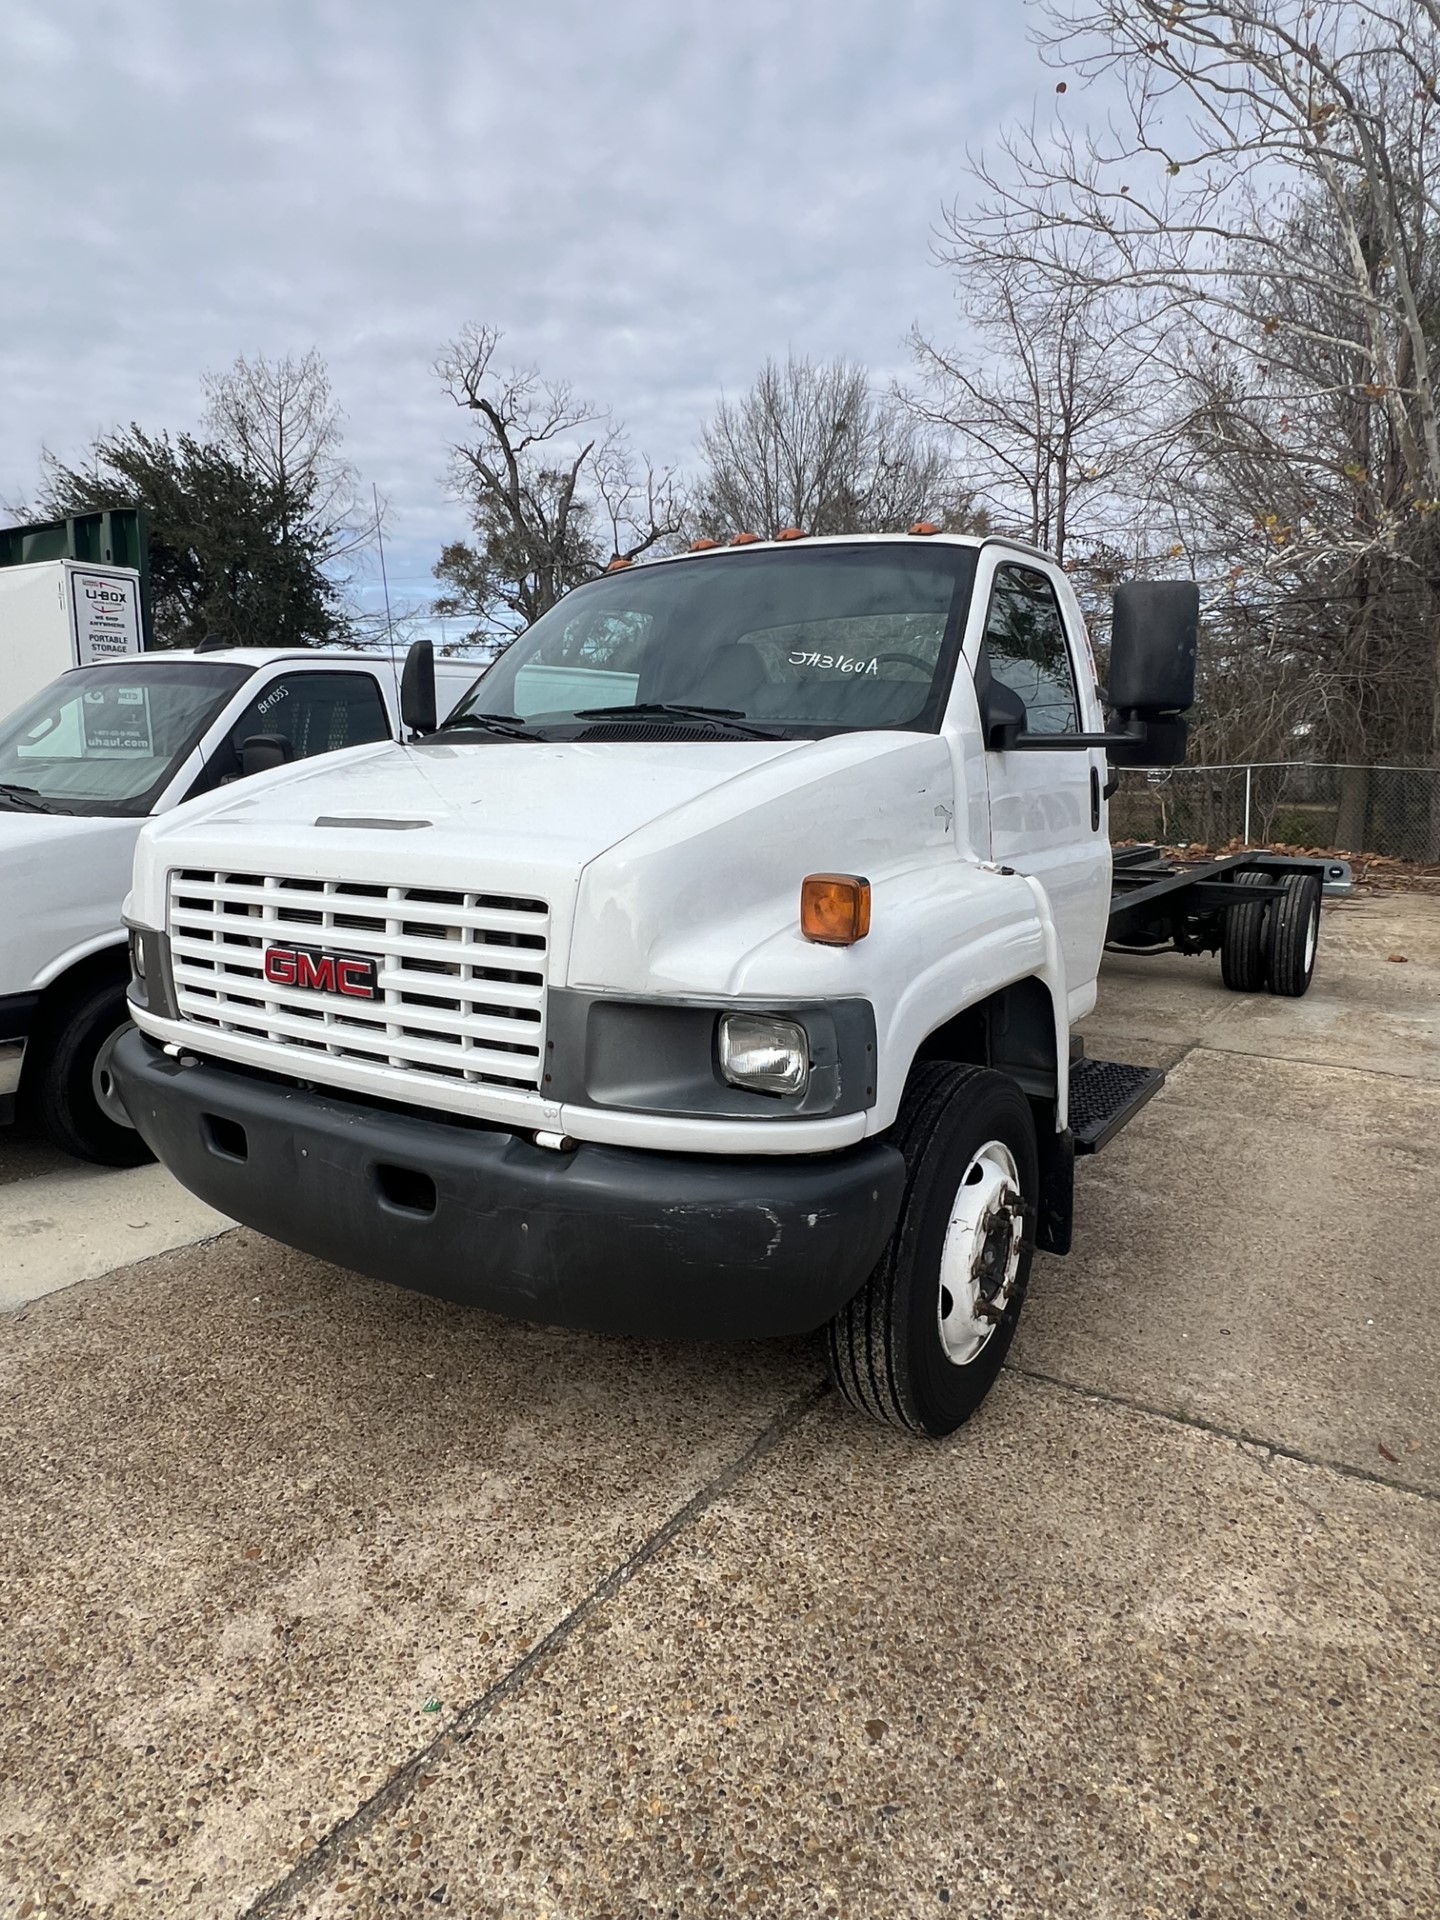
[263,943,381,1000]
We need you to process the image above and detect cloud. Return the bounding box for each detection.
[0,0,1046,618]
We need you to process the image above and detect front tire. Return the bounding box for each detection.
[826,1063,1038,1437]
[29,980,154,1167]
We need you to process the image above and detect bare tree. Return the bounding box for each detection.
[695,355,967,539]
[956,0,1440,845]
[434,324,683,651]
[909,236,1164,565]
[202,349,361,563]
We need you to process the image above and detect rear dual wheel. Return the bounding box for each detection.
[1220,871,1321,998]
[827,1063,1037,1437]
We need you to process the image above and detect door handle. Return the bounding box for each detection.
[1090,765,1101,831]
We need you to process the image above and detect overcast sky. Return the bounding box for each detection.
[1,0,1056,630]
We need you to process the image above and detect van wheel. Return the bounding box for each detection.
[1266,872,1321,998]
[30,980,154,1167]
[826,1062,1038,1437]
[1220,870,1272,992]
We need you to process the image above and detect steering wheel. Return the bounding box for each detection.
[868,652,933,677]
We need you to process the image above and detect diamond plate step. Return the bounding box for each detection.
[1069,1057,1166,1155]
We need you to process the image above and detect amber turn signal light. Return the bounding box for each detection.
[800,874,872,946]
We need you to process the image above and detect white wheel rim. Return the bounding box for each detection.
[92,1021,137,1129]
[936,1139,1024,1367]
[1303,902,1318,973]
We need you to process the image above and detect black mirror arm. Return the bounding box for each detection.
[990,720,1148,753]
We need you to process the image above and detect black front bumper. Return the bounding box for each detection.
[112,1031,906,1339]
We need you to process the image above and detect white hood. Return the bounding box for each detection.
[131,730,961,999]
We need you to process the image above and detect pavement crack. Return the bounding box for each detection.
[238,1374,830,1919]
[1006,1361,1439,1505]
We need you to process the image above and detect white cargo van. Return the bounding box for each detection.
[0,648,481,1163]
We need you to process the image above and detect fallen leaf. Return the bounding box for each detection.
[1387,954,1408,963]
[1378,1443,1398,1464]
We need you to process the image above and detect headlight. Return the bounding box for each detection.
[718,1014,810,1095]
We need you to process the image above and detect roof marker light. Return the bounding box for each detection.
[688,537,721,551]
[605,555,633,571]
[909,521,940,536]
[731,531,761,545]
[775,527,807,541]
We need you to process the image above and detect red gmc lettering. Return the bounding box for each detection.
[295,952,338,993]
[263,945,378,1000]
[336,957,376,997]
[263,949,297,987]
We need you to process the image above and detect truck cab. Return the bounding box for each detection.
[0,649,482,1163]
[113,533,1202,1434]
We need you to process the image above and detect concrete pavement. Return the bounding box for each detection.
[1,894,1436,1918]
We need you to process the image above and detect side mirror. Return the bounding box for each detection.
[1106,581,1197,768]
[1109,581,1197,717]
[238,733,293,778]
[978,677,1027,750]
[401,639,437,736]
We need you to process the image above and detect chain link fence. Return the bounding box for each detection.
[1111,762,1440,862]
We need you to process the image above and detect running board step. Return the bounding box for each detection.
[1069,1058,1165,1155]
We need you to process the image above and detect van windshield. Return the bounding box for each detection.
[443,542,979,738]
[0,661,252,817]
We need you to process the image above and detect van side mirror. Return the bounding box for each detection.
[1106,581,1198,767]
[401,639,437,736]
[238,734,293,778]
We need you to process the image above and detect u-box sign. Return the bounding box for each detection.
[71,571,142,665]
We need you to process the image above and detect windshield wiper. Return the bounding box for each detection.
[0,782,68,815]
[573,703,783,739]
[434,712,543,741]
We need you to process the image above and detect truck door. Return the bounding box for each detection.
[187,669,393,796]
[970,560,1109,1007]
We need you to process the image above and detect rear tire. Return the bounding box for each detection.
[1220,870,1271,992]
[826,1062,1038,1437]
[29,980,154,1167]
[1266,872,1321,998]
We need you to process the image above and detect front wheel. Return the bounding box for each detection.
[826,1063,1038,1437]
[28,979,155,1167]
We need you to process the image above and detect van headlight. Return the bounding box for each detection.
[718,1014,810,1095]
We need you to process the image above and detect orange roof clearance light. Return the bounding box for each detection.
[688,537,721,551]
[909,521,940,535]
[731,530,761,545]
[775,527,807,541]
[605,555,633,571]
[800,873,872,946]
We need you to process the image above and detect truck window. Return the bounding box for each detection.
[457,544,979,737]
[193,671,392,791]
[978,565,1080,737]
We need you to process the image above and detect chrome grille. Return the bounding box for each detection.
[166,870,548,1091]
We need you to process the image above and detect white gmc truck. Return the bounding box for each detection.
[112,534,1328,1434]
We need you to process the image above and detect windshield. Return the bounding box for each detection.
[0,661,252,817]
[444,542,979,738]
